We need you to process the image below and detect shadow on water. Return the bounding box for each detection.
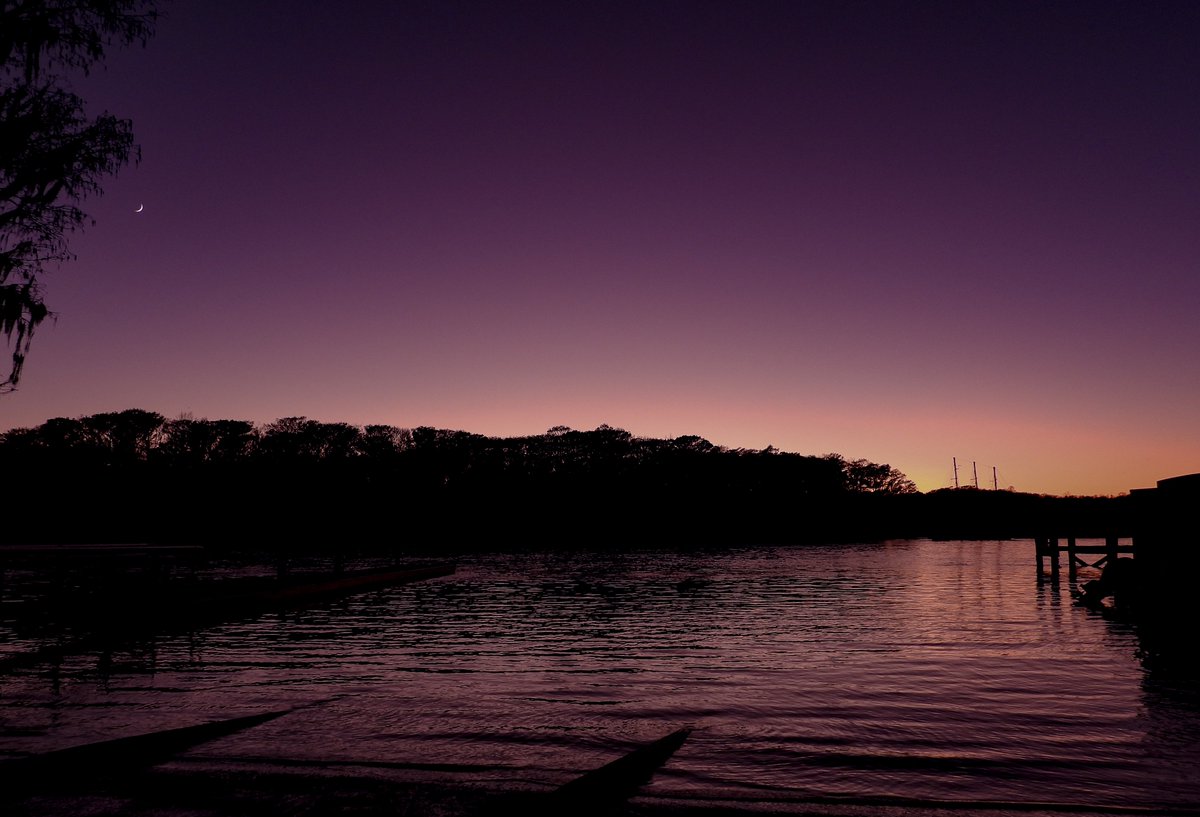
[1116,614,1200,780]
[1068,557,1200,809]
[0,549,453,679]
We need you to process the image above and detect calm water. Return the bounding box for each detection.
[2,540,1198,811]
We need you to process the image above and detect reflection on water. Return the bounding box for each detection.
[1,540,1198,810]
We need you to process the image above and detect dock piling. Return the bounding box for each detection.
[1035,537,1061,581]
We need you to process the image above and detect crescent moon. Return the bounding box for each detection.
[135,204,144,213]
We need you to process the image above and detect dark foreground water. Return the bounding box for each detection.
[2,540,1198,812]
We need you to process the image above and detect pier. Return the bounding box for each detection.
[1035,535,1133,582]
[1035,472,1199,619]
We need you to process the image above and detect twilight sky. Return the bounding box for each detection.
[3,0,1199,495]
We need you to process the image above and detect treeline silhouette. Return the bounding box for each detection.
[0,409,1129,549]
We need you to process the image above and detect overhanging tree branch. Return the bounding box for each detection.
[0,1,157,391]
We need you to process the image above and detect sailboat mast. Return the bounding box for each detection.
[973,461,979,489]
[993,466,998,491]
[953,457,959,489]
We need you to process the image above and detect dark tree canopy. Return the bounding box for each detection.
[0,411,944,545]
[0,409,1135,547]
[0,0,158,391]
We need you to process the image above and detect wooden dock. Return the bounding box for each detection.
[1035,535,1133,581]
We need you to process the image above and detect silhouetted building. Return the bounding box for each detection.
[1130,473,1200,621]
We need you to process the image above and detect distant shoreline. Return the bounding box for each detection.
[1,412,1130,548]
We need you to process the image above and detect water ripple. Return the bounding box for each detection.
[1,540,1196,810]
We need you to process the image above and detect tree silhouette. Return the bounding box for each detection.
[0,411,950,545]
[0,1,158,391]
[158,416,257,466]
[825,453,918,494]
[84,407,164,463]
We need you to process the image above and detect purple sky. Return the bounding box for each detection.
[3,0,1199,495]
